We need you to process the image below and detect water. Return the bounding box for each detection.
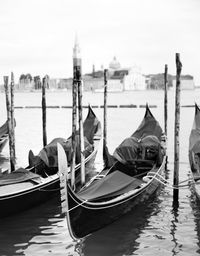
[0,89,200,255]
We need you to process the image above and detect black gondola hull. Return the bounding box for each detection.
[0,150,97,218]
[66,164,165,239]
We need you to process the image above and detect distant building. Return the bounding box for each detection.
[84,57,146,91]
[172,75,195,90]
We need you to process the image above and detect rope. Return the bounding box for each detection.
[145,172,192,189]
[66,199,88,213]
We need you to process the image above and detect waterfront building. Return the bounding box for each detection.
[172,75,195,90]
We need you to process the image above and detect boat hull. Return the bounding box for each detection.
[0,149,97,218]
[67,162,165,239]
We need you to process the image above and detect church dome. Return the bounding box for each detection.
[109,56,121,70]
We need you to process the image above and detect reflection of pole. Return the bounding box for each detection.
[4,75,15,172]
[173,53,182,201]
[42,76,47,147]
[171,202,179,254]
[103,69,108,160]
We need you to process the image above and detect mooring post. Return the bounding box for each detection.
[42,76,47,147]
[173,53,182,201]
[71,77,77,189]
[103,69,108,159]
[10,72,16,160]
[164,64,168,171]
[4,76,15,172]
[77,69,85,186]
[164,64,168,137]
[71,35,81,189]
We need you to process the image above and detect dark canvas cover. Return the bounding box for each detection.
[37,136,93,167]
[113,137,140,164]
[0,168,41,186]
[78,171,143,201]
[113,135,160,164]
[0,121,9,138]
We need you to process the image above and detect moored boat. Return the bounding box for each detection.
[0,121,9,152]
[0,106,101,217]
[58,105,167,239]
[189,103,200,199]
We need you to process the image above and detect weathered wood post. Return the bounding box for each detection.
[71,78,77,189]
[42,76,47,147]
[77,69,85,186]
[10,72,16,160]
[173,53,182,201]
[164,64,168,136]
[103,69,108,160]
[4,75,15,172]
[71,35,81,189]
[164,64,168,171]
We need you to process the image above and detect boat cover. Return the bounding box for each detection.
[36,136,93,167]
[0,121,9,138]
[189,105,200,153]
[78,171,143,201]
[0,168,41,186]
[29,106,101,168]
[0,119,16,138]
[189,130,200,153]
[113,137,140,164]
[113,135,160,164]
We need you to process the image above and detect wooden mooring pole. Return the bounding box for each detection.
[164,64,168,171]
[4,75,15,172]
[103,69,108,160]
[71,77,77,189]
[42,76,47,147]
[164,64,168,137]
[10,72,16,160]
[173,53,182,201]
[77,69,85,186]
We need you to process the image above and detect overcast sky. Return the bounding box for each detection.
[1,0,200,84]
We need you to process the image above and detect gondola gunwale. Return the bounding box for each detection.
[66,156,166,210]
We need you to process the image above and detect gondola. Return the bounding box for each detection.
[58,105,167,239]
[0,106,101,217]
[189,103,200,199]
[0,120,9,152]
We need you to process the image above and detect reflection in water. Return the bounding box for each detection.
[190,187,200,254]
[170,201,179,256]
[0,197,70,256]
[80,193,163,256]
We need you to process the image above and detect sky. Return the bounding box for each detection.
[0,0,200,84]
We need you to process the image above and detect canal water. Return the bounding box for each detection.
[0,89,200,256]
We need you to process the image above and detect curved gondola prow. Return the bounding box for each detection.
[132,104,163,141]
[57,142,78,241]
[144,103,154,118]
